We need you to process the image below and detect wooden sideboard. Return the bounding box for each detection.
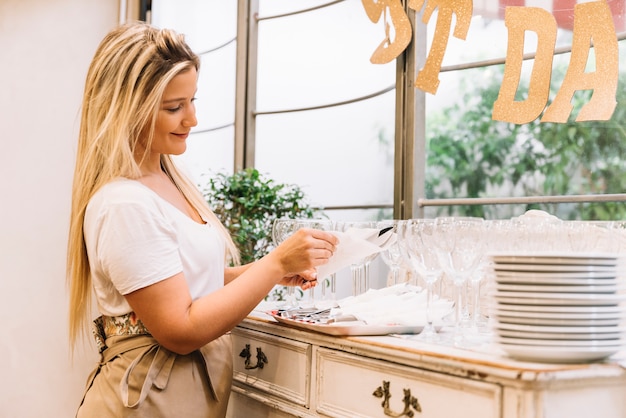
[225,313,626,418]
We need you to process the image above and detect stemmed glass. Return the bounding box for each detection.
[273,218,336,308]
[404,218,444,342]
[296,219,336,308]
[337,221,377,296]
[376,220,406,286]
[319,220,339,306]
[433,216,486,347]
[272,218,301,308]
[467,219,511,334]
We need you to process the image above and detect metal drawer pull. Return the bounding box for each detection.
[239,343,268,370]
[373,380,422,417]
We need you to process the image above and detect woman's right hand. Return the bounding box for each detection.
[271,227,338,279]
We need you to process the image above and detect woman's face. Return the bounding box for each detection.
[150,67,198,156]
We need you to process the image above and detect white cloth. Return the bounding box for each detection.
[330,284,453,326]
[84,178,225,317]
[316,227,396,278]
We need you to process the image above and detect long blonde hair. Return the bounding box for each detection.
[67,22,239,348]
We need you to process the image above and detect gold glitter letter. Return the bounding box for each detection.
[413,0,473,94]
[542,1,618,123]
[492,7,557,124]
[362,0,412,64]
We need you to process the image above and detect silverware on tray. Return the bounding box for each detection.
[276,307,357,324]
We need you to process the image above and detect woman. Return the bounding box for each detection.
[67,21,338,417]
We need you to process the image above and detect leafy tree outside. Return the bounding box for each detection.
[425,64,626,221]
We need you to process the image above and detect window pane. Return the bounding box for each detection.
[176,128,236,186]
[255,93,395,209]
[424,1,626,220]
[255,1,396,214]
[152,0,237,183]
[152,1,237,51]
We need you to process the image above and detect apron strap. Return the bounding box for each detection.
[118,340,177,408]
[81,315,227,411]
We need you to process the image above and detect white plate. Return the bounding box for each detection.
[494,322,626,334]
[497,343,621,363]
[488,303,626,314]
[494,275,619,286]
[493,270,620,280]
[492,264,626,273]
[492,283,623,294]
[495,328,625,341]
[490,290,626,299]
[496,335,626,347]
[489,307,626,319]
[492,314,623,327]
[491,292,626,306]
[491,253,621,266]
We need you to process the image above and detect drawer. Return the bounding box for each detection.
[227,389,319,418]
[231,328,312,408]
[316,347,502,418]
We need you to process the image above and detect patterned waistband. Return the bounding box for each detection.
[92,312,151,353]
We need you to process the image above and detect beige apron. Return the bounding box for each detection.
[77,314,233,418]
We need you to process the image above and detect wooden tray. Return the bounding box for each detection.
[269,312,426,336]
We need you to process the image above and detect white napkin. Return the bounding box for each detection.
[316,227,396,279]
[330,283,454,326]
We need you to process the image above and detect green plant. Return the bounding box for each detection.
[202,167,319,265]
[425,65,626,221]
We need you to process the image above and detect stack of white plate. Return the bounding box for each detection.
[487,253,626,363]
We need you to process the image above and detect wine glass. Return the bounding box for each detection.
[293,219,336,308]
[314,219,339,306]
[272,218,300,308]
[376,220,406,286]
[433,216,486,347]
[404,218,444,342]
[336,220,377,296]
[467,219,511,335]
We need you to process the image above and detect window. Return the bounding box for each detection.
[152,1,238,184]
[153,0,626,222]
[251,1,399,221]
[421,0,626,220]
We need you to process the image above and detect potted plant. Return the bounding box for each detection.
[202,168,322,299]
[203,167,319,263]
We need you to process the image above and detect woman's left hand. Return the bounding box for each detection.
[280,269,318,289]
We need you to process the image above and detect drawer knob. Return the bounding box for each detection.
[373,380,422,417]
[239,343,268,370]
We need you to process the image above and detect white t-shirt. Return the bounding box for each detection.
[83,178,226,317]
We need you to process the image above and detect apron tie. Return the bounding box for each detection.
[118,340,177,407]
[81,314,226,410]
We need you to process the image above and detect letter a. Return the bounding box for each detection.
[492,7,557,124]
[542,1,618,122]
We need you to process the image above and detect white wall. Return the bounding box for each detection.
[0,1,118,416]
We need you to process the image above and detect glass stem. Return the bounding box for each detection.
[391,266,400,285]
[361,262,370,293]
[454,281,464,340]
[471,279,481,328]
[425,279,434,330]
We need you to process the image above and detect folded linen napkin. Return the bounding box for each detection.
[330,283,453,326]
[316,227,396,279]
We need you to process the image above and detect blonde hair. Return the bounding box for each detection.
[67,22,239,348]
